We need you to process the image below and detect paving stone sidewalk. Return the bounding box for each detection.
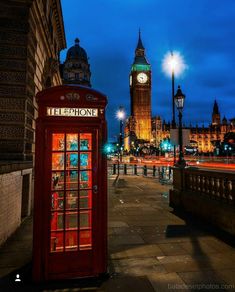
[106,175,235,292]
[0,175,235,291]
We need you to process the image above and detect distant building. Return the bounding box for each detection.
[151,117,170,148]
[186,101,235,153]
[151,101,235,154]
[124,31,152,149]
[124,33,235,153]
[61,38,91,87]
[0,0,66,245]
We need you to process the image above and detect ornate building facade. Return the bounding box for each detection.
[61,38,91,87]
[0,0,66,161]
[187,101,235,153]
[0,0,66,245]
[151,101,234,153]
[124,32,152,149]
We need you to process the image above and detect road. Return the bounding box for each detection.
[109,156,235,172]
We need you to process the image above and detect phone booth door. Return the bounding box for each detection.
[46,128,99,278]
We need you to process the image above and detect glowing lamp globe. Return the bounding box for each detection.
[174,86,185,111]
[162,51,186,77]
[116,109,125,120]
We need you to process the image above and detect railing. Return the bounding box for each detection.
[108,163,173,184]
[170,167,235,235]
[184,168,235,204]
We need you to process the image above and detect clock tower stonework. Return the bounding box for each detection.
[130,32,152,142]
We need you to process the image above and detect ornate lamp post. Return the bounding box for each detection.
[174,86,186,167]
[117,106,125,149]
[116,106,125,164]
[170,52,176,127]
[170,52,177,164]
[162,51,186,163]
[162,51,186,126]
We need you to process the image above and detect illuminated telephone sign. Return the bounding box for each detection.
[33,85,108,282]
[47,107,98,117]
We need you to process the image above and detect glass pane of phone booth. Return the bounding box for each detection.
[50,133,93,252]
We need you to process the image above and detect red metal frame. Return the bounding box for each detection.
[33,85,108,282]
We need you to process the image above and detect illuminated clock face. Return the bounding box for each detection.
[137,72,148,83]
[130,75,132,86]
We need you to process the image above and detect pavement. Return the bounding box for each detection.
[0,175,235,291]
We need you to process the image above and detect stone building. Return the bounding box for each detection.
[0,0,66,245]
[151,116,171,148]
[151,100,235,153]
[186,101,235,153]
[151,101,235,153]
[124,34,234,153]
[61,38,91,87]
[124,31,152,149]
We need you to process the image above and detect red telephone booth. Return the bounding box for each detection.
[33,85,108,281]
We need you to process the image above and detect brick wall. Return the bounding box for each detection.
[0,171,22,245]
[0,162,32,246]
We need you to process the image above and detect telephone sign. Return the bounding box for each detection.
[47,107,98,117]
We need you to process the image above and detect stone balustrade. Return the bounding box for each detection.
[170,167,235,235]
[184,168,235,204]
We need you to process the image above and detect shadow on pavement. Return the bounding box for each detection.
[165,212,234,291]
[170,209,235,248]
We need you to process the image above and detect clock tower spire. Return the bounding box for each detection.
[129,31,152,143]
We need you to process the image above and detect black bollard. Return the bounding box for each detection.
[158,167,162,181]
[134,164,137,175]
[113,164,116,175]
[153,165,156,177]
[124,164,127,175]
[169,167,172,180]
[143,165,147,176]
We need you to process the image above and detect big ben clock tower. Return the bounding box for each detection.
[130,31,152,142]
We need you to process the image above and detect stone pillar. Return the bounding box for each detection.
[169,167,185,208]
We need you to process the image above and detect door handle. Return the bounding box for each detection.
[93,185,98,194]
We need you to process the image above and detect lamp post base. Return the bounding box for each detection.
[174,159,187,168]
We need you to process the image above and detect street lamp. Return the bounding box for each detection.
[162,51,186,164]
[170,52,176,127]
[174,85,186,167]
[162,51,186,127]
[116,106,125,164]
[116,106,125,149]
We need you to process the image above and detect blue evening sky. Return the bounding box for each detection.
[60,0,235,141]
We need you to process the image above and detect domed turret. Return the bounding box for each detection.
[66,38,88,61]
[62,38,91,87]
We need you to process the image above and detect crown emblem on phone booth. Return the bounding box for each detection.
[65,92,80,101]
[86,94,98,101]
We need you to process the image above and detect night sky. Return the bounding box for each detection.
[60,0,235,141]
